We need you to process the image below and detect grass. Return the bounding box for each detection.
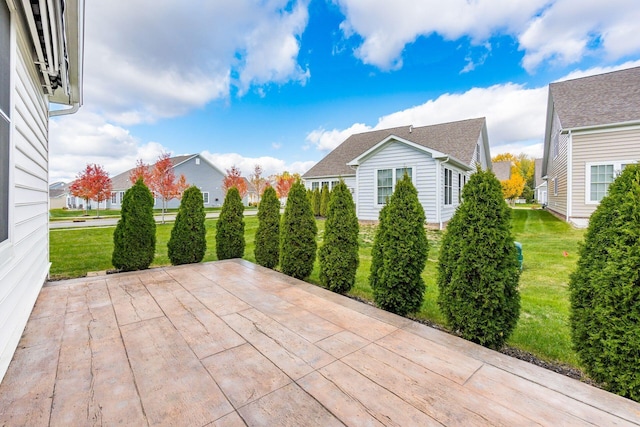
[49,207,234,220]
[50,209,584,368]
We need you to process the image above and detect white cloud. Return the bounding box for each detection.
[519,0,640,71]
[49,111,169,183]
[306,82,548,158]
[334,0,640,73]
[334,0,547,69]
[85,0,310,125]
[305,123,372,151]
[201,151,315,178]
[554,59,640,81]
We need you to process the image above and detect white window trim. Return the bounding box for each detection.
[444,168,453,206]
[552,177,558,196]
[202,191,209,204]
[585,161,636,204]
[374,166,416,206]
[0,2,14,264]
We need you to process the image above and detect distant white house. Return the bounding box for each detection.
[1,0,84,380]
[108,154,227,209]
[541,66,640,227]
[302,118,492,228]
[533,158,547,205]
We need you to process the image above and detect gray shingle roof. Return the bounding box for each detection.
[111,155,195,190]
[550,66,640,129]
[303,118,486,178]
[492,161,512,181]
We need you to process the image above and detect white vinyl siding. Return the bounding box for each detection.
[0,16,52,381]
[355,141,434,221]
[545,111,569,217]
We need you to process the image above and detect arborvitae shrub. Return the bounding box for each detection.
[216,187,245,260]
[313,188,321,216]
[569,165,640,401]
[255,186,280,269]
[370,174,428,315]
[167,186,206,265]
[320,185,330,217]
[112,178,156,271]
[437,169,520,350]
[319,181,359,293]
[280,180,317,279]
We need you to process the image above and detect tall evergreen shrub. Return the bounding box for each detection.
[167,186,206,265]
[569,165,640,401]
[280,180,317,279]
[437,169,520,349]
[112,178,156,271]
[254,186,280,269]
[216,187,245,259]
[370,174,428,315]
[319,181,359,293]
[320,185,330,217]
[313,188,321,216]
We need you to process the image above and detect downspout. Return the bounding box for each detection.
[566,130,572,223]
[49,103,79,117]
[438,156,450,230]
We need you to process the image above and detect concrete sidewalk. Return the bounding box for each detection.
[1,259,639,426]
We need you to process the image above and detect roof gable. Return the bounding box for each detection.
[303,118,487,178]
[549,66,640,130]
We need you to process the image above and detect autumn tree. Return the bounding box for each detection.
[492,153,535,200]
[250,164,266,201]
[129,159,152,185]
[151,152,189,223]
[69,164,112,217]
[274,171,298,201]
[500,166,526,203]
[223,165,248,200]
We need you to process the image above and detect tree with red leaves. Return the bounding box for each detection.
[222,165,248,199]
[274,171,298,200]
[69,164,112,217]
[150,152,188,223]
[129,159,152,185]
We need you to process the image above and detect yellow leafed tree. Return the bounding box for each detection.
[500,166,525,203]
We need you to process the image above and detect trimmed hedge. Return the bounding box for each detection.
[437,169,520,350]
[167,186,206,265]
[313,187,321,216]
[319,180,359,293]
[112,178,156,271]
[254,186,280,269]
[370,174,428,315]
[280,180,317,279]
[216,187,245,260]
[320,184,330,217]
[569,165,640,401]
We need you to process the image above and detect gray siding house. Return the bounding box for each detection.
[0,0,84,380]
[542,66,640,227]
[303,118,492,227]
[109,154,226,209]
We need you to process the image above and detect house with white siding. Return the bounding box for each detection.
[302,118,492,227]
[533,158,547,205]
[541,66,640,227]
[0,0,84,380]
[108,154,227,209]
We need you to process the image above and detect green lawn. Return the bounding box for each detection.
[50,208,584,368]
[49,206,232,220]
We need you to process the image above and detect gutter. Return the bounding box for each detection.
[49,103,79,117]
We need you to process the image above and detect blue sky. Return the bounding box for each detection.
[49,0,640,182]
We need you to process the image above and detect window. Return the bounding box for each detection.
[1,1,10,243]
[202,192,209,204]
[552,177,558,196]
[586,162,635,203]
[475,143,481,164]
[376,167,414,205]
[458,173,462,201]
[552,130,559,159]
[195,158,200,165]
[321,181,329,189]
[118,191,124,204]
[444,168,453,205]
[311,182,319,191]
[330,180,339,190]
[111,193,117,204]
[377,169,393,204]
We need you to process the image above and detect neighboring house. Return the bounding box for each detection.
[533,158,547,205]
[302,118,492,227]
[48,181,83,209]
[1,0,84,380]
[492,161,513,181]
[541,66,640,227]
[109,154,226,209]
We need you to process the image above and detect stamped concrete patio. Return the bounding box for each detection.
[1,259,639,426]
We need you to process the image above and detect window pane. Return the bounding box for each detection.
[377,169,392,204]
[396,167,411,181]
